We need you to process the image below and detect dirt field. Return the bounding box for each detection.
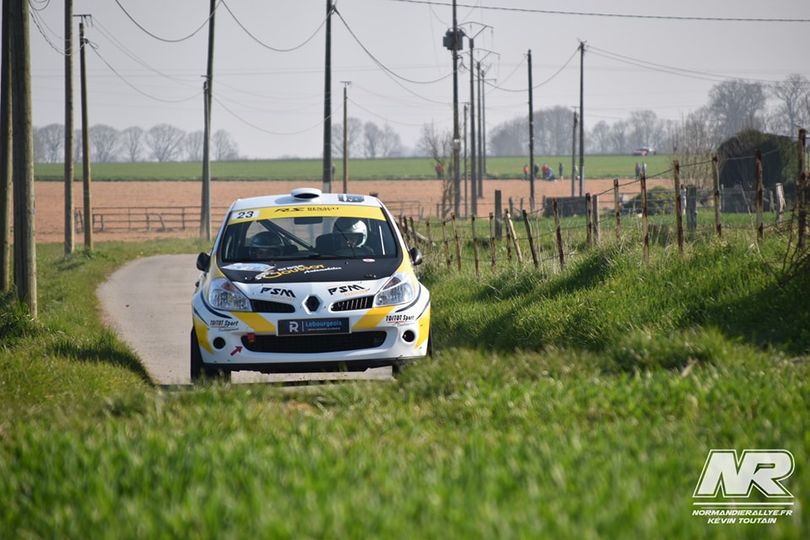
[34,177,671,243]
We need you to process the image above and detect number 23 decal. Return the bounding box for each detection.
[235,210,256,220]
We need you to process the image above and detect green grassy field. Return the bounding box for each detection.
[0,238,807,538]
[34,154,672,181]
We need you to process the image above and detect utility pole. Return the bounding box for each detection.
[10,0,37,315]
[77,15,92,249]
[481,70,488,181]
[578,41,585,197]
[463,103,468,217]
[0,0,11,292]
[341,80,350,193]
[322,0,333,193]
[477,61,483,199]
[528,49,535,212]
[64,0,74,255]
[469,37,477,216]
[571,110,577,197]
[200,0,216,241]
[443,0,462,216]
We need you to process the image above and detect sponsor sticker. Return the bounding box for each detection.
[210,319,239,330]
[691,449,795,526]
[278,318,349,335]
[259,286,296,298]
[223,263,273,272]
[385,314,416,325]
[229,205,385,224]
[327,284,368,296]
[255,264,339,281]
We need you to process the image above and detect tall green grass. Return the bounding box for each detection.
[0,238,807,538]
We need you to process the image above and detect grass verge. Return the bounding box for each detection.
[0,238,807,538]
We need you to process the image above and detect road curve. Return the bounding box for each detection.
[98,254,392,385]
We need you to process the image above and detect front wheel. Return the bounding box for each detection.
[190,328,231,383]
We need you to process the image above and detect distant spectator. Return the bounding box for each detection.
[635,162,641,179]
[533,163,540,178]
[435,162,444,179]
[642,162,647,176]
[523,164,529,181]
[558,162,563,179]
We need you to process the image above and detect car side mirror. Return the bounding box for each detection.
[409,247,423,266]
[196,252,211,272]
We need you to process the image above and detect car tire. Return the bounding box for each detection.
[190,328,231,383]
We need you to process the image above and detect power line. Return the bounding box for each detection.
[486,46,578,93]
[347,97,427,127]
[30,8,67,56]
[335,8,453,85]
[387,0,810,23]
[112,0,220,43]
[220,0,327,53]
[213,95,328,136]
[88,44,203,103]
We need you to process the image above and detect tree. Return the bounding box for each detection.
[363,121,382,158]
[609,121,629,154]
[331,116,363,157]
[89,124,119,163]
[488,117,526,156]
[770,74,809,136]
[380,124,402,157]
[590,120,611,154]
[418,122,453,215]
[536,106,572,155]
[184,130,204,162]
[146,123,185,162]
[708,79,766,139]
[212,129,238,160]
[36,123,64,163]
[628,110,662,149]
[120,126,143,162]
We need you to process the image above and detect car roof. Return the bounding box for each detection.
[229,188,383,212]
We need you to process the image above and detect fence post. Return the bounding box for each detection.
[553,199,565,270]
[687,186,697,234]
[408,216,417,245]
[441,218,451,269]
[592,194,600,246]
[426,219,433,245]
[674,160,684,254]
[181,207,186,230]
[494,190,502,239]
[755,150,764,242]
[506,210,523,263]
[775,183,786,224]
[451,213,462,272]
[798,128,807,249]
[509,197,514,217]
[613,178,621,242]
[585,193,593,247]
[712,154,722,238]
[505,215,512,263]
[522,209,538,269]
[471,215,480,277]
[489,212,496,272]
[641,173,649,263]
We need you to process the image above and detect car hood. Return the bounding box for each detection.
[218,257,401,284]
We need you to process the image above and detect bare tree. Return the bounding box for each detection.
[331,116,363,157]
[609,121,629,154]
[146,123,185,162]
[770,74,809,136]
[212,129,238,160]
[120,126,144,162]
[380,124,402,157]
[363,121,383,158]
[590,120,611,154]
[488,117,526,156]
[184,130,204,161]
[418,122,453,215]
[708,79,766,139]
[628,110,662,149]
[37,123,64,163]
[89,124,119,163]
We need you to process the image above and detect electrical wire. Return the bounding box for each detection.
[387,0,810,23]
[486,47,578,93]
[347,97,428,127]
[88,44,204,103]
[213,95,329,136]
[335,8,453,85]
[220,0,327,53]
[30,9,67,56]
[113,0,220,43]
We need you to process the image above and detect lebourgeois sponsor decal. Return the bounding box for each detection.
[255,264,341,281]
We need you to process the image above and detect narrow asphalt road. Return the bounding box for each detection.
[98,254,391,385]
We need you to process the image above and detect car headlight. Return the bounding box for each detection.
[208,278,251,312]
[374,273,415,307]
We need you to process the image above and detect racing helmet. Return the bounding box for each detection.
[333,217,368,248]
[248,230,283,259]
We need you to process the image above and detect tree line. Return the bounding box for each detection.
[330,119,403,159]
[488,74,810,156]
[33,123,240,164]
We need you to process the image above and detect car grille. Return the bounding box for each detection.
[251,300,295,313]
[241,331,387,354]
[331,295,374,312]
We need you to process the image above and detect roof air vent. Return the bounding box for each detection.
[291,187,322,200]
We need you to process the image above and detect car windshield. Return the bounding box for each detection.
[219,205,399,262]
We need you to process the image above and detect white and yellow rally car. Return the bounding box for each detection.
[191,187,431,381]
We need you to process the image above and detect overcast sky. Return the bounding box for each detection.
[28,0,809,159]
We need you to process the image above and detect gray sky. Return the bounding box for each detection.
[29,0,809,159]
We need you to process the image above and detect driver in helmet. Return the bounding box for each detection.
[248,230,284,260]
[333,217,369,252]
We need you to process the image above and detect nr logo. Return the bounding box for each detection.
[693,449,794,499]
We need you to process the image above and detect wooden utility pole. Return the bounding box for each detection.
[469,37,477,216]
[527,49,535,212]
[450,0,461,217]
[578,41,585,197]
[712,154,721,238]
[78,16,92,249]
[0,0,11,292]
[10,0,37,315]
[322,0,333,193]
[570,110,577,196]
[64,0,75,255]
[477,61,484,199]
[200,0,216,241]
[674,160,684,254]
[799,129,807,249]
[755,150,764,242]
[341,81,350,193]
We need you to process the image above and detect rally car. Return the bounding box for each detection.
[190,187,431,382]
